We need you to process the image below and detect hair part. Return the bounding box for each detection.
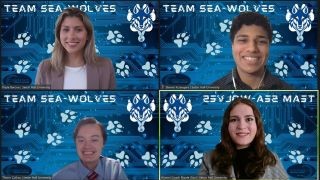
[230,11,273,43]
[51,7,96,73]
[73,117,107,145]
[211,97,276,178]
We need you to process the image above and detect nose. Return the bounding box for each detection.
[247,40,258,52]
[236,119,246,129]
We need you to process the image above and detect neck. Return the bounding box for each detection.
[65,53,85,67]
[82,160,98,171]
[237,67,265,89]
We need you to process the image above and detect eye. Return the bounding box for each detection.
[246,117,255,122]
[237,39,247,43]
[229,118,237,122]
[76,28,83,32]
[257,39,268,45]
[61,28,69,32]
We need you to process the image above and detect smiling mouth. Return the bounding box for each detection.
[243,56,259,62]
[83,151,95,155]
[66,42,79,47]
[236,132,249,137]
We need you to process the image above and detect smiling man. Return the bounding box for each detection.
[212,12,292,90]
[53,117,128,180]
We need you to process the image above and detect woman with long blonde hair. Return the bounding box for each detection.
[36,8,115,89]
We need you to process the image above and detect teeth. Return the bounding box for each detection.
[244,56,258,61]
[67,42,78,46]
[83,151,94,155]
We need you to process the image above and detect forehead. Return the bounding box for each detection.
[77,124,102,137]
[230,103,254,115]
[235,25,268,38]
[61,16,84,26]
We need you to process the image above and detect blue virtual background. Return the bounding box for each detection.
[160,91,318,179]
[1,91,159,179]
[1,1,159,90]
[160,1,318,89]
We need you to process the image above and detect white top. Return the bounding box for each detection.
[63,65,87,89]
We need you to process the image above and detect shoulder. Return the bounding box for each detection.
[263,152,289,179]
[265,70,293,89]
[52,161,79,180]
[102,157,122,167]
[94,56,113,66]
[211,72,233,89]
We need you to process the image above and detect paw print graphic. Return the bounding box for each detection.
[142,61,157,77]
[142,151,157,168]
[116,61,130,78]
[15,122,31,138]
[47,43,55,54]
[107,30,124,44]
[173,32,190,48]
[219,19,232,32]
[60,110,77,123]
[189,151,203,168]
[288,150,304,164]
[274,60,288,77]
[300,61,316,77]
[265,133,272,144]
[47,133,63,146]
[15,32,31,48]
[288,122,304,138]
[195,121,212,134]
[14,60,31,74]
[14,150,31,164]
[173,60,190,74]
[107,121,124,134]
[206,42,222,56]
[115,151,130,168]
[272,30,283,44]
[162,152,177,168]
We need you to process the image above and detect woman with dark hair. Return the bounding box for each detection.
[36,8,116,90]
[199,97,288,179]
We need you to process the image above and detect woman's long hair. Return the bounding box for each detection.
[51,7,96,73]
[210,97,276,178]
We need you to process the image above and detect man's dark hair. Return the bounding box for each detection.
[230,12,272,42]
[73,117,107,144]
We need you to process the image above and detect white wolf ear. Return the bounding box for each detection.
[142,94,149,104]
[133,4,140,14]
[301,4,308,14]
[169,94,176,104]
[179,94,186,104]
[133,94,140,104]
[292,4,299,14]
[142,4,150,14]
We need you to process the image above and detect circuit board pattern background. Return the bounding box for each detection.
[1,91,159,179]
[160,91,318,179]
[1,1,159,90]
[160,1,318,89]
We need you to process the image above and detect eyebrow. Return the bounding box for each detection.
[76,135,100,138]
[229,115,255,118]
[235,34,268,39]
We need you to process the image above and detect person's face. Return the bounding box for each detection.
[232,25,269,76]
[228,103,257,149]
[60,16,88,55]
[76,124,104,167]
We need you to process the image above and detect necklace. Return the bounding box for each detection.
[232,68,266,90]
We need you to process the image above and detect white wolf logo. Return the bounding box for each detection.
[127,94,156,132]
[163,94,192,132]
[127,4,156,42]
[286,4,314,42]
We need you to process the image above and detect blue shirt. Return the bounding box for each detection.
[52,156,128,180]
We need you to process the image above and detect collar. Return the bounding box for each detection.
[78,156,104,178]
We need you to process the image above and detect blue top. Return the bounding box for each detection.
[52,156,128,180]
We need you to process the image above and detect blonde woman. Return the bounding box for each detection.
[36,8,116,90]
